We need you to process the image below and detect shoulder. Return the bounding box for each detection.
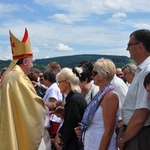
[48,83,60,91]
[102,91,119,105]
[4,69,29,85]
[70,92,86,104]
[91,84,99,91]
[71,92,84,100]
[105,91,119,99]
[111,78,128,94]
[112,76,127,87]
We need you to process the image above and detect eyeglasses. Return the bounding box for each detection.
[40,79,43,82]
[116,73,123,77]
[57,80,66,85]
[92,71,98,77]
[127,43,139,47]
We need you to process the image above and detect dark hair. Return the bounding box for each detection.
[78,60,94,73]
[28,72,38,82]
[130,29,150,53]
[73,64,92,83]
[144,72,150,88]
[31,68,41,74]
[43,70,56,83]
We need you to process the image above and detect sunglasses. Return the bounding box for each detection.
[116,73,123,77]
[127,43,139,47]
[92,71,98,77]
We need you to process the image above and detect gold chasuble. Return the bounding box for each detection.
[0,28,51,150]
[0,65,48,150]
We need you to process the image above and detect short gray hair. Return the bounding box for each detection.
[122,63,137,74]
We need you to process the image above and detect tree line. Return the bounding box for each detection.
[0,54,132,72]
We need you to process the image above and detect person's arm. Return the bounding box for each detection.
[98,92,119,150]
[55,132,63,149]
[118,108,150,148]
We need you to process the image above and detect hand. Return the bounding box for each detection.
[31,81,38,87]
[117,128,126,150]
[74,123,81,137]
[117,137,126,150]
[55,133,64,150]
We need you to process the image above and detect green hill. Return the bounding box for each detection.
[0,54,131,72]
[33,54,131,72]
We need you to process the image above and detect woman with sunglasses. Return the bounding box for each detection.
[75,58,119,150]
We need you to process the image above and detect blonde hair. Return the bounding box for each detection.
[56,67,81,93]
[95,58,115,81]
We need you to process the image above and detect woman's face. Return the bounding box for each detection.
[79,81,85,90]
[43,78,49,87]
[92,66,100,86]
[57,78,67,94]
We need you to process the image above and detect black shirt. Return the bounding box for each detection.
[59,90,87,150]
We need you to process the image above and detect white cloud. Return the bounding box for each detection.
[112,13,126,18]
[133,23,150,29]
[0,45,12,60]
[32,47,40,53]
[0,3,19,14]
[1,0,150,60]
[55,43,73,51]
[23,5,35,12]
[33,0,150,27]
[44,56,50,59]
[50,14,72,24]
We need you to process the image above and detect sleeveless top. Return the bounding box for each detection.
[84,91,119,150]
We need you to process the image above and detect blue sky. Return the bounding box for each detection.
[0,0,150,60]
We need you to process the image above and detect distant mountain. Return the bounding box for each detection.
[0,60,10,71]
[0,54,131,72]
[33,54,131,72]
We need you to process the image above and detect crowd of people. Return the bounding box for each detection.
[0,28,150,150]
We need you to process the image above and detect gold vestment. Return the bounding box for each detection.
[0,65,49,150]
